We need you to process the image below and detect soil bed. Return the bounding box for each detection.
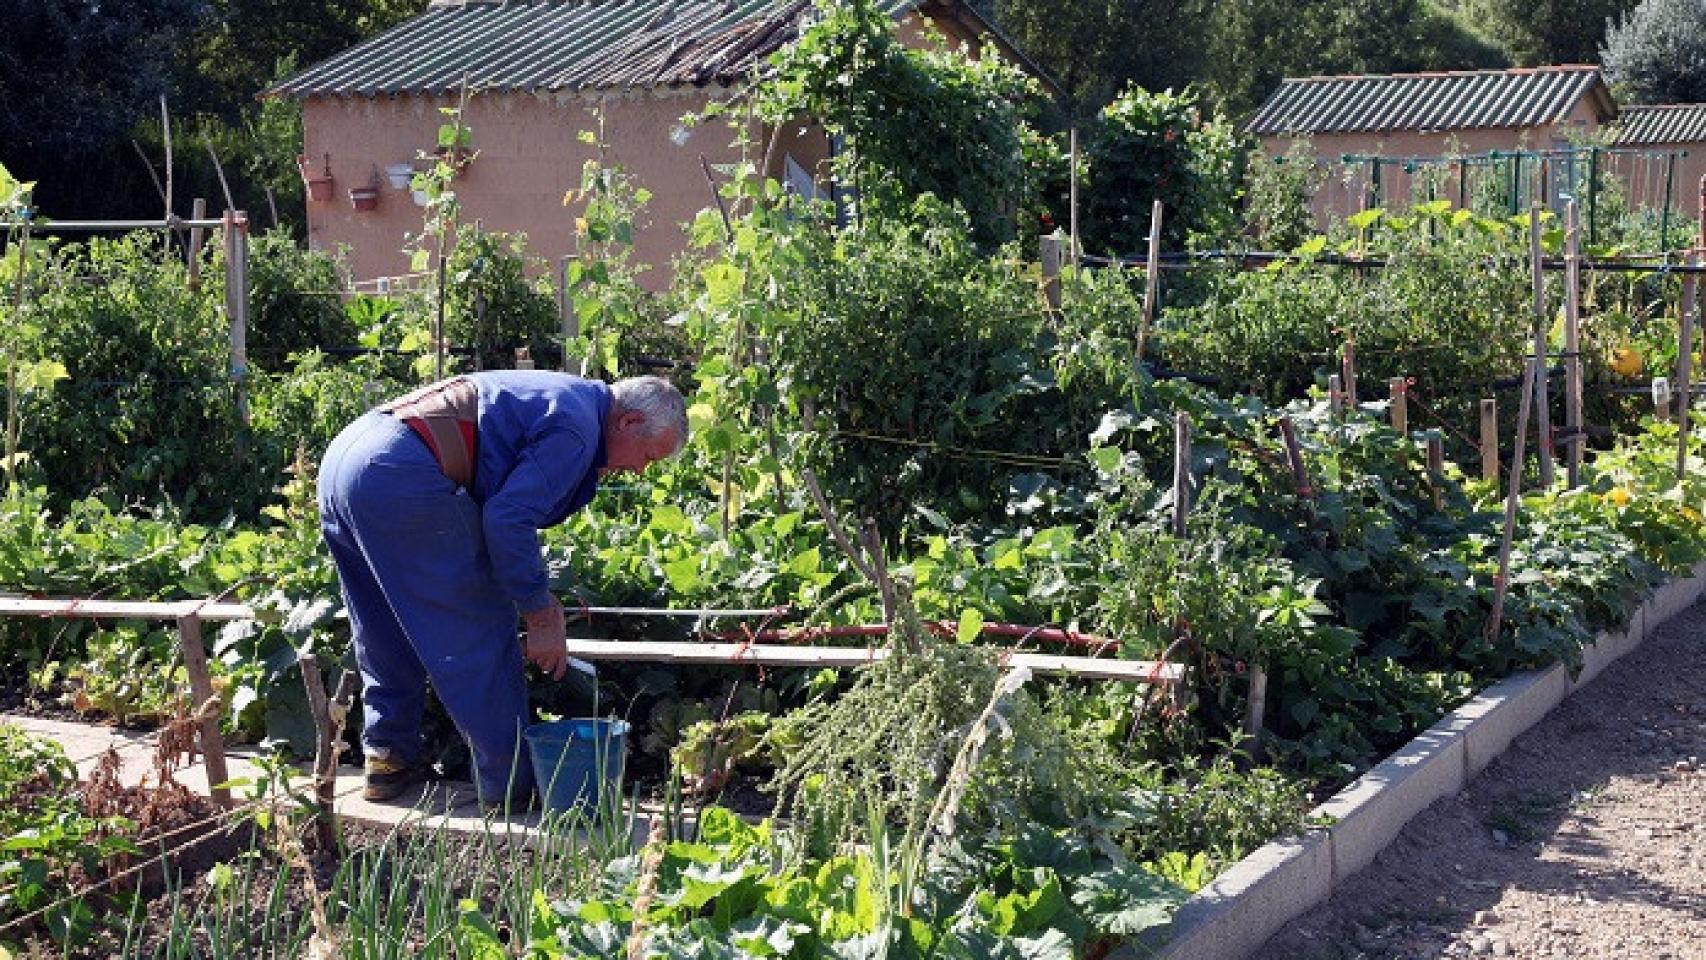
[1251,602,1706,960]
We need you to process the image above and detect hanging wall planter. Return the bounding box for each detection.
[384,163,415,190]
[299,154,334,203]
[349,186,381,212]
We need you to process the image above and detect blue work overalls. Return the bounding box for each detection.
[317,372,610,799]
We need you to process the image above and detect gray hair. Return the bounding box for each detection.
[611,375,689,455]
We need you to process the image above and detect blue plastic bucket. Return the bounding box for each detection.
[523,718,629,816]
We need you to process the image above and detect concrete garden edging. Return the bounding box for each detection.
[1122,559,1706,960]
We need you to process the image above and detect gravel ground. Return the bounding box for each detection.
[1251,600,1706,960]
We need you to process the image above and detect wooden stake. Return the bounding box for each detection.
[1678,252,1698,485]
[1242,664,1267,763]
[1563,199,1584,487]
[1389,376,1407,433]
[1135,200,1164,366]
[859,519,901,638]
[1480,398,1499,483]
[1172,411,1191,537]
[558,255,575,372]
[298,653,336,850]
[223,210,250,427]
[1342,340,1358,407]
[1426,429,1445,509]
[1328,374,1344,416]
[1485,357,1539,646]
[1040,233,1062,313]
[1068,127,1080,266]
[1528,206,1553,488]
[187,198,206,291]
[1277,416,1313,497]
[175,615,231,808]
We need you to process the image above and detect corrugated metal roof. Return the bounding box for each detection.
[1616,104,1706,145]
[269,0,1012,97]
[1246,66,1614,137]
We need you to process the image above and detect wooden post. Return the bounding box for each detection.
[186,198,206,291]
[1328,374,1344,416]
[1485,357,1540,647]
[1172,411,1191,537]
[1563,200,1584,487]
[175,615,231,808]
[223,210,250,427]
[1242,664,1267,764]
[1480,398,1499,483]
[1426,430,1445,509]
[1678,253,1698,485]
[1277,416,1312,498]
[1342,340,1358,407]
[1040,233,1062,313]
[1135,200,1164,367]
[557,255,576,372]
[1388,376,1407,433]
[1528,206,1553,488]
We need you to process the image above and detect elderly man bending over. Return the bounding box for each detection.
[317,373,687,805]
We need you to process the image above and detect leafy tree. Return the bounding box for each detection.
[1601,0,1706,104]
[760,0,1050,249]
[990,0,1210,116]
[1459,0,1637,66]
[1200,0,1505,116]
[0,0,202,161]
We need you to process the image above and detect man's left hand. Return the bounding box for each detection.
[522,600,568,680]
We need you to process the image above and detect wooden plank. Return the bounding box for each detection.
[559,639,1185,684]
[0,596,256,621]
[176,615,231,807]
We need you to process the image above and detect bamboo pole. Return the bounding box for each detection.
[1529,206,1554,488]
[1135,200,1164,366]
[175,615,231,808]
[556,639,1186,683]
[1564,199,1584,487]
[1389,376,1407,433]
[1172,411,1191,537]
[1485,357,1540,647]
[1480,398,1499,483]
[230,211,250,427]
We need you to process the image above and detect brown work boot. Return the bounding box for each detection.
[362,755,431,801]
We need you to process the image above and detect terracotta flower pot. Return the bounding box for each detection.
[349,186,381,212]
[298,154,334,202]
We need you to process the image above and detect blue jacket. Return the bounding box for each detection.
[467,372,610,613]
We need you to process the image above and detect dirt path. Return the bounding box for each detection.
[1251,601,1706,960]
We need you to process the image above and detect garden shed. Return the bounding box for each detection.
[1247,65,1619,223]
[266,0,1047,287]
[1610,103,1706,220]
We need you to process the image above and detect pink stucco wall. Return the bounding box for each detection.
[297,9,1004,287]
[302,88,792,288]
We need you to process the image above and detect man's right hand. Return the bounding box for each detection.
[522,599,568,680]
